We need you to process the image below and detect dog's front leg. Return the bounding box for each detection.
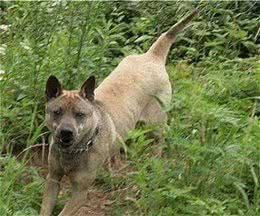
[58,188,90,216]
[40,173,62,216]
[58,153,103,216]
[58,172,97,216]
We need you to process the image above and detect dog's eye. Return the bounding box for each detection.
[53,109,62,116]
[76,112,85,117]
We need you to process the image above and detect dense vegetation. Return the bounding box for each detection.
[0,1,259,215]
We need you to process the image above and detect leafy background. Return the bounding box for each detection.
[0,1,259,215]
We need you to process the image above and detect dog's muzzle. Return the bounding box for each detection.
[57,128,74,148]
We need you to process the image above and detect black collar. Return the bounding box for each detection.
[60,127,99,155]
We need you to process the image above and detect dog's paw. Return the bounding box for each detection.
[75,206,104,216]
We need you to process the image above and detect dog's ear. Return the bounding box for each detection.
[79,76,96,101]
[45,75,62,101]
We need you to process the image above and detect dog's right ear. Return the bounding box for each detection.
[45,75,62,101]
[79,76,96,101]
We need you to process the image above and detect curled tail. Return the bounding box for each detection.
[147,9,199,63]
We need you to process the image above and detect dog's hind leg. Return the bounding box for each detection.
[140,101,167,140]
[140,81,172,140]
[139,101,168,157]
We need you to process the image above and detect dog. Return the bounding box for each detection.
[40,10,198,216]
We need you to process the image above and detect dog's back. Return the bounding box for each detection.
[95,10,198,138]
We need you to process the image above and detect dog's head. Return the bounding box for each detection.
[45,75,98,149]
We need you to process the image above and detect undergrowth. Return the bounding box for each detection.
[0,1,259,215]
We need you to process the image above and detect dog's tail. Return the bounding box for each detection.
[147,9,198,63]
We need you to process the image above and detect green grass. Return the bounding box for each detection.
[0,1,259,216]
[0,59,259,215]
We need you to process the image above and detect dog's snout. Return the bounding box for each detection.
[59,128,74,145]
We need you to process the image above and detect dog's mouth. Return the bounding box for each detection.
[56,137,74,148]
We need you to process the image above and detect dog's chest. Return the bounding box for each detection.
[59,154,81,174]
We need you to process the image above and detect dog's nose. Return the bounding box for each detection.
[61,129,73,138]
[59,129,73,144]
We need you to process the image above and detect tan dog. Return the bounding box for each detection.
[40,10,198,216]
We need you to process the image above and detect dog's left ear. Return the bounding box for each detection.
[79,76,96,101]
